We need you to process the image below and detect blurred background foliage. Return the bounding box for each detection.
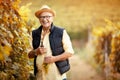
[20,0,120,41]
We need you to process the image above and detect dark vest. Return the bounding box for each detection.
[32,24,70,75]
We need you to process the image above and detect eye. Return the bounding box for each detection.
[39,16,52,19]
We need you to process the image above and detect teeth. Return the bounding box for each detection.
[43,22,48,24]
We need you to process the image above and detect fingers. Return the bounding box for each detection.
[36,47,47,55]
[44,56,56,63]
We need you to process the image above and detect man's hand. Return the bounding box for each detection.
[44,56,56,64]
[36,47,47,55]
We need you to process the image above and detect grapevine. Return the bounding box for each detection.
[0,0,33,80]
[92,19,120,80]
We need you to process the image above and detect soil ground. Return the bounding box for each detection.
[67,55,105,80]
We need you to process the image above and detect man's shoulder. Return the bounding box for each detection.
[32,27,41,36]
[53,25,65,31]
[32,27,41,32]
[51,25,65,36]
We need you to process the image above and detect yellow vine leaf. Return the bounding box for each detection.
[0,53,4,61]
[3,45,12,56]
[0,46,4,60]
[12,0,21,9]
[19,3,32,22]
[0,45,12,60]
[92,27,105,37]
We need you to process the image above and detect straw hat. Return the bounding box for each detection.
[35,5,56,18]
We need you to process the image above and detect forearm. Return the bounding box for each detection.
[54,52,73,62]
[44,52,73,64]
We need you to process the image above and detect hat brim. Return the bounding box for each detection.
[35,8,55,18]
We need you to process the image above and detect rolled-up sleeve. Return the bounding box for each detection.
[62,30,74,54]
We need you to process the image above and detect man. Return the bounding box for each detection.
[28,5,74,80]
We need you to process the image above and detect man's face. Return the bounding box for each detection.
[39,12,54,28]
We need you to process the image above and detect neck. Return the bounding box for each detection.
[42,26,50,32]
